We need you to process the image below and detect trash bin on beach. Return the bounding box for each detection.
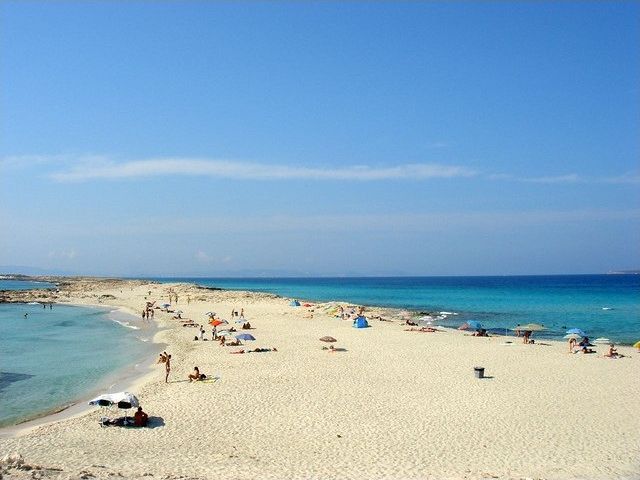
[474,367,485,379]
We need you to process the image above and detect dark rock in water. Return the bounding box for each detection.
[54,320,74,327]
[0,371,34,393]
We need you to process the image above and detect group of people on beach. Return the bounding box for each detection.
[567,336,625,357]
[142,301,155,320]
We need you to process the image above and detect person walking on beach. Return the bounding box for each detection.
[165,354,171,383]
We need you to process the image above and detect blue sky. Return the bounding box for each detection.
[1,1,638,276]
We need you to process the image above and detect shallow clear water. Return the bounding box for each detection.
[0,303,156,427]
[156,275,640,344]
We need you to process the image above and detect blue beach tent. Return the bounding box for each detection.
[353,316,369,328]
[289,300,300,307]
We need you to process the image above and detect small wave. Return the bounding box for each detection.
[111,319,140,330]
[439,311,458,315]
[602,307,613,311]
[27,302,40,305]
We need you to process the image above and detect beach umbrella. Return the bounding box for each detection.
[205,311,216,316]
[458,320,482,331]
[634,341,640,349]
[566,328,586,337]
[466,320,483,330]
[235,333,256,341]
[513,323,546,332]
[89,391,139,407]
[89,391,139,425]
[564,333,582,340]
[319,336,337,343]
[210,319,224,327]
[289,300,300,307]
[162,303,170,308]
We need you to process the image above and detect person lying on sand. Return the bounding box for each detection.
[225,340,242,347]
[248,347,277,353]
[577,345,595,354]
[405,327,438,332]
[230,349,245,354]
[188,366,206,382]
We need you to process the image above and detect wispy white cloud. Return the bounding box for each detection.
[602,172,640,185]
[487,173,582,184]
[520,173,582,184]
[3,153,637,186]
[48,157,477,182]
[48,249,77,260]
[195,251,233,264]
[488,171,640,185]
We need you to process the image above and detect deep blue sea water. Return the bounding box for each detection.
[0,303,156,427]
[0,279,56,291]
[154,275,640,344]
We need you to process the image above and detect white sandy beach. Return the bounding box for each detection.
[1,278,639,480]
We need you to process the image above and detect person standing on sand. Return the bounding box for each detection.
[165,354,171,383]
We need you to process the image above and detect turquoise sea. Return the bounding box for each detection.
[156,275,640,345]
[2,274,638,427]
[0,301,156,427]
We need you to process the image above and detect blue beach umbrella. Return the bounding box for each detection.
[235,333,256,341]
[566,328,586,337]
[465,320,483,330]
